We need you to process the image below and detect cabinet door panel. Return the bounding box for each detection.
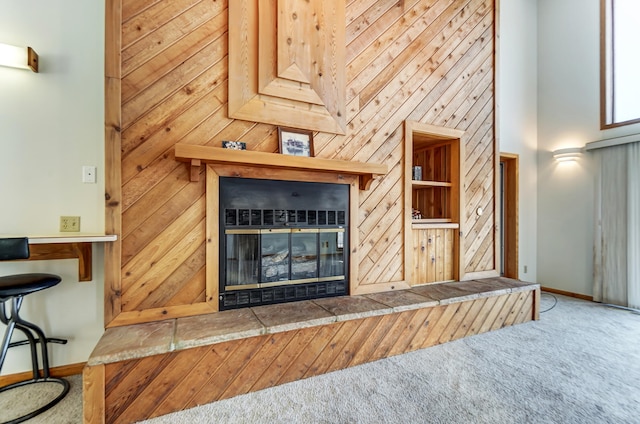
[411,228,455,285]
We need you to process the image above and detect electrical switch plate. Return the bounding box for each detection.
[60,216,81,232]
[82,165,96,183]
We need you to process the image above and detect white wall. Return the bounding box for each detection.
[536,0,640,296]
[498,0,538,283]
[0,1,105,374]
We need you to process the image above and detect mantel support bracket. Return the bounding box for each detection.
[190,159,201,182]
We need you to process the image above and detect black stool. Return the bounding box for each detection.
[0,237,70,424]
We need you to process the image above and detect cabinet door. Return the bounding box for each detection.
[411,228,455,284]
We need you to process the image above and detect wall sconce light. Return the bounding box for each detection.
[553,147,583,162]
[0,43,38,72]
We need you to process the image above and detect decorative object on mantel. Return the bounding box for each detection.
[412,208,422,220]
[278,127,314,157]
[222,140,246,150]
[174,143,388,190]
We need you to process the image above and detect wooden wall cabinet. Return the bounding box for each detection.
[411,224,457,284]
[405,121,464,285]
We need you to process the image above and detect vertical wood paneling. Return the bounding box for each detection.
[105,0,123,326]
[105,0,497,325]
[82,364,105,424]
[412,227,455,284]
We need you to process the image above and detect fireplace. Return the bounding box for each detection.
[219,177,349,310]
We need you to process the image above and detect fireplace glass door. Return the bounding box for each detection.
[290,229,318,282]
[225,230,259,290]
[223,228,345,291]
[319,229,345,279]
[261,229,290,284]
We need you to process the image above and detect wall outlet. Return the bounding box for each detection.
[523,265,528,274]
[60,216,81,232]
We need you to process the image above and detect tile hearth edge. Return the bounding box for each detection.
[88,278,539,366]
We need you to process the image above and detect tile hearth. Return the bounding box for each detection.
[88,278,538,366]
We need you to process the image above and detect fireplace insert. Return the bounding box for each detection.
[219,177,349,309]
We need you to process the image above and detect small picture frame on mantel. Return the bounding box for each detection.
[278,127,314,157]
[222,140,246,150]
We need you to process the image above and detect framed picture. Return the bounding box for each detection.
[278,127,314,157]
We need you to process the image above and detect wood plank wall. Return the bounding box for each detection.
[105,0,497,326]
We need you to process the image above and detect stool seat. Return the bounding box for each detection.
[0,273,61,298]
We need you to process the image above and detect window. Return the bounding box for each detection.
[601,0,640,128]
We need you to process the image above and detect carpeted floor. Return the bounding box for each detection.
[2,293,639,423]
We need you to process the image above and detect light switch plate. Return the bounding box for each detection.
[82,165,96,183]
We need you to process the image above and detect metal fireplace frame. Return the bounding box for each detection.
[218,177,350,310]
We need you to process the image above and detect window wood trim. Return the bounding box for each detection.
[600,0,640,129]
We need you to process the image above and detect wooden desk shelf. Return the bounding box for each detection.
[11,235,118,282]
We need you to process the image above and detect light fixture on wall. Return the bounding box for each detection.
[0,42,38,72]
[552,147,583,162]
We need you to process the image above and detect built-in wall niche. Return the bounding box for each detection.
[404,121,464,285]
[412,141,456,222]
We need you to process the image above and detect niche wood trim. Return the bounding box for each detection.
[228,0,346,134]
[404,120,465,286]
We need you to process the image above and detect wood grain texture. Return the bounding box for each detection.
[83,364,105,424]
[93,288,534,423]
[105,0,497,325]
[411,227,456,284]
[28,242,93,282]
[229,0,347,134]
[104,0,123,326]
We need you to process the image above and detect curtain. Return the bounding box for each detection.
[627,142,640,309]
[593,141,640,309]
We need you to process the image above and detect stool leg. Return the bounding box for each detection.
[0,296,71,424]
[0,296,41,380]
[14,312,53,379]
[0,298,18,372]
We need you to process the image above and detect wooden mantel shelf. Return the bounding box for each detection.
[174,143,388,190]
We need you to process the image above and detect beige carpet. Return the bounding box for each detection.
[0,374,82,423]
[1,294,639,423]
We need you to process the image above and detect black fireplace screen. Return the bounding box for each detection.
[219,178,349,309]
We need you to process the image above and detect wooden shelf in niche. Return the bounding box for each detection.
[411,140,457,220]
[412,180,452,188]
[174,143,388,190]
[411,219,456,225]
